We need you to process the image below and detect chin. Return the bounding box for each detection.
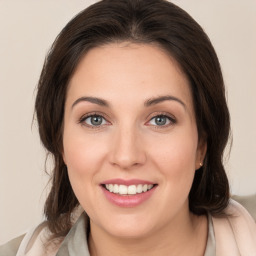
[107,223,153,239]
[93,212,158,239]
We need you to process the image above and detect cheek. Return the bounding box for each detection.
[149,129,198,182]
[62,131,109,211]
[63,131,107,176]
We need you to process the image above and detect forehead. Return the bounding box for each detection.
[66,42,193,111]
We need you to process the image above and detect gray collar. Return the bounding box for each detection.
[56,213,90,256]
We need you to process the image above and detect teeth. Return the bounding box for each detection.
[119,185,128,195]
[136,184,143,193]
[113,184,119,193]
[109,184,114,192]
[104,184,154,195]
[128,185,136,195]
[148,184,153,190]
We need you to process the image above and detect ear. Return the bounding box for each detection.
[195,138,207,170]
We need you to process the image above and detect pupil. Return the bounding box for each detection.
[91,116,102,125]
[156,116,166,125]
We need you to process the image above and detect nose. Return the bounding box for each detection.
[109,125,146,170]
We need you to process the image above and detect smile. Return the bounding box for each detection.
[104,184,154,195]
[101,179,158,207]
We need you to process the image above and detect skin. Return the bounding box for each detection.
[63,42,207,256]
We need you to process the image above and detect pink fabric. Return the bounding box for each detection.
[213,199,256,256]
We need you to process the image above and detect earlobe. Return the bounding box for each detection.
[196,139,207,170]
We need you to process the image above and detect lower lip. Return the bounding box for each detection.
[101,185,157,207]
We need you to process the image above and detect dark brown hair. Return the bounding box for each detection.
[35,0,230,237]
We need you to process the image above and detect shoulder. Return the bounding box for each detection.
[0,222,61,256]
[0,207,83,256]
[0,235,25,256]
[212,199,256,256]
[232,194,256,220]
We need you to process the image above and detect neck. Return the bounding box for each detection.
[88,211,207,256]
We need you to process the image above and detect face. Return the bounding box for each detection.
[63,42,206,239]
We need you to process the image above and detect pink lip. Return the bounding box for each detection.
[101,183,157,208]
[101,179,154,186]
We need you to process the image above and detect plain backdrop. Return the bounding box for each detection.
[0,0,255,244]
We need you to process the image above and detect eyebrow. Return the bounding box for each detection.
[144,95,186,109]
[71,95,186,109]
[72,96,109,109]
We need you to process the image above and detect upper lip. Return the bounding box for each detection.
[101,179,155,186]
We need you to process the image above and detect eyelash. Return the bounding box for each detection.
[146,112,176,129]
[78,112,176,129]
[78,112,110,129]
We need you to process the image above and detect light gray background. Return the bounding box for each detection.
[0,0,255,244]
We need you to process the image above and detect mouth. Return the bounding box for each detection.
[100,179,158,207]
[102,183,156,196]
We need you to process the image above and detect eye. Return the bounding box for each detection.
[148,114,176,127]
[80,114,108,127]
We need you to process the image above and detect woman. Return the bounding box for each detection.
[1,0,256,255]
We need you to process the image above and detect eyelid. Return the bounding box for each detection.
[78,111,111,128]
[78,111,176,129]
[145,112,176,127]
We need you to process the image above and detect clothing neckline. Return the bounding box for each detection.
[56,212,215,256]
